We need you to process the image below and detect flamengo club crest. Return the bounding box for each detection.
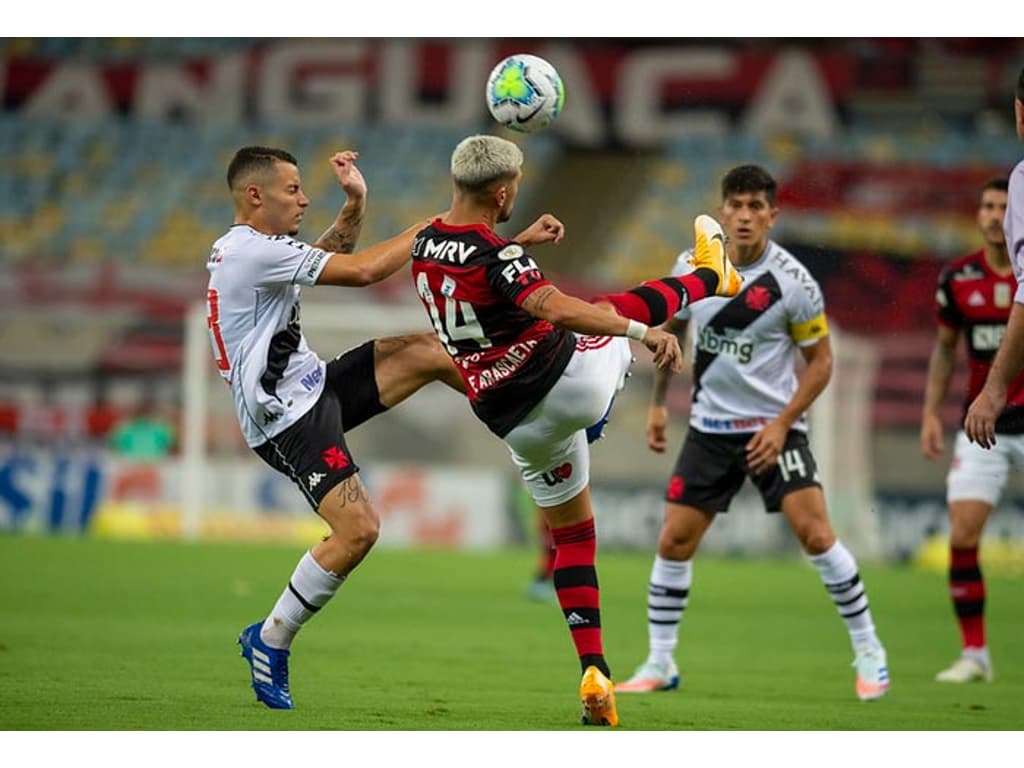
[994,283,1011,308]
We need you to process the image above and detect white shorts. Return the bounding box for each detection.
[947,430,1024,505]
[503,335,633,507]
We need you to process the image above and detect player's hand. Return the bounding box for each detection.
[514,214,564,247]
[964,386,1004,449]
[920,412,945,459]
[330,151,367,201]
[746,420,787,475]
[646,404,669,453]
[643,328,683,373]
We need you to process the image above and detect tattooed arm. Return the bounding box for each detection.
[315,197,365,254]
[313,150,367,253]
[520,284,682,371]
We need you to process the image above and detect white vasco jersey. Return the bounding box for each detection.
[672,239,829,434]
[205,225,333,447]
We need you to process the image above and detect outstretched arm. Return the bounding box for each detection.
[316,218,431,287]
[521,284,682,371]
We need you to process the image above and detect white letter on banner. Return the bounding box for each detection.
[380,40,490,124]
[742,49,838,139]
[616,49,734,147]
[22,64,112,118]
[136,54,245,122]
[261,40,368,124]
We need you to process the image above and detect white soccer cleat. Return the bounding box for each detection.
[614,659,680,693]
[688,214,742,297]
[853,644,890,701]
[936,654,993,683]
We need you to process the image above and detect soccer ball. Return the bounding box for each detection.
[486,54,565,134]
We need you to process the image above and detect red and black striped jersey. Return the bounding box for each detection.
[936,249,1024,433]
[411,219,575,437]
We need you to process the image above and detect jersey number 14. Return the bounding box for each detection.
[416,272,493,354]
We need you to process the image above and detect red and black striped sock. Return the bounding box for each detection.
[551,518,609,678]
[592,270,717,325]
[950,546,986,649]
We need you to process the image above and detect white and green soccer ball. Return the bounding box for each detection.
[486,54,565,134]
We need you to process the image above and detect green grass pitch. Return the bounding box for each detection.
[0,535,1021,730]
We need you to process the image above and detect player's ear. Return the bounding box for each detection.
[246,183,262,207]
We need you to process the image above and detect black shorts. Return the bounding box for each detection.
[253,341,387,510]
[665,427,820,513]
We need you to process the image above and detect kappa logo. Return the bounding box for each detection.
[308,472,326,489]
[541,462,573,487]
[321,446,350,471]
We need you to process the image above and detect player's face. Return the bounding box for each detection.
[977,188,1008,246]
[260,161,310,236]
[496,170,522,224]
[719,191,777,255]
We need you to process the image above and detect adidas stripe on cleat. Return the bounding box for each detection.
[853,644,890,701]
[238,621,294,710]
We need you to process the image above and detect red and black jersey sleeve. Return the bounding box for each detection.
[483,242,551,306]
[935,265,963,329]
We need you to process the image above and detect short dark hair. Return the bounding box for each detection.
[1017,65,1024,103]
[983,177,1009,195]
[227,146,298,191]
[721,164,778,206]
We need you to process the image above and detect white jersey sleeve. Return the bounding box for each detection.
[247,235,333,287]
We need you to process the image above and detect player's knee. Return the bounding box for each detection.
[658,524,699,559]
[348,507,381,552]
[408,332,453,372]
[794,522,834,555]
[948,518,982,548]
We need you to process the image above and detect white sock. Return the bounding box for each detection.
[647,555,692,666]
[260,551,346,649]
[808,540,879,652]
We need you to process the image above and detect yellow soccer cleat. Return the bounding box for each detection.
[688,214,742,297]
[579,665,619,726]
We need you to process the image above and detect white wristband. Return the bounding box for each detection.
[625,319,648,341]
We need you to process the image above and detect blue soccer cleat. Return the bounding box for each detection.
[238,621,294,709]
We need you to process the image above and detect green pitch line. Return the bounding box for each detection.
[0,536,1021,730]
